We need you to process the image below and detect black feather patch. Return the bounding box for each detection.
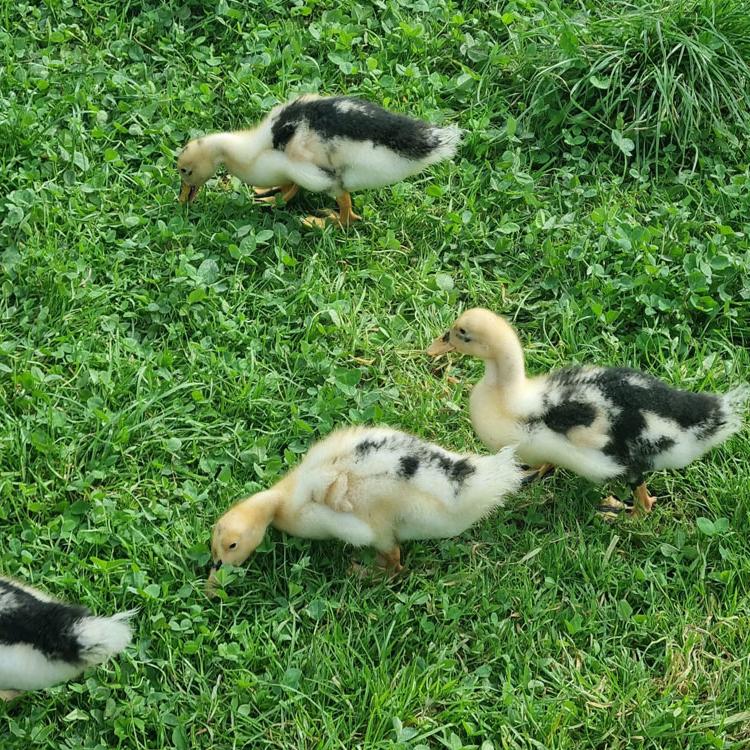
[0,579,87,662]
[542,400,597,433]
[449,458,475,484]
[354,433,476,490]
[271,97,442,159]
[398,455,420,478]
[355,437,388,455]
[409,447,476,489]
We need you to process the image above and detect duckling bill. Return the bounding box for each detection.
[0,577,133,699]
[177,94,461,228]
[428,308,748,516]
[208,426,528,595]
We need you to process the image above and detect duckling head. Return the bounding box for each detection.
[207,490,279,594]
[427,308,511,358]
[177,138,219,204]
[427,308,526,382]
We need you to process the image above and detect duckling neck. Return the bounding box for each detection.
[207,129,270,174]
[481,349,526,389]
[238,487,284,526]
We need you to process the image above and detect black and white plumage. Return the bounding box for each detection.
[177,94,461,227]
[531,366,745,484]
[0,577,133,699]
[209,426,528,587]
[428,308,749,514]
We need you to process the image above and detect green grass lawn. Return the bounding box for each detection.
[2,1,750,748]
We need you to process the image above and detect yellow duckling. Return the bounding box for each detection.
[428,308,748,516]
[208,426,528,593]
[177,94,461,227]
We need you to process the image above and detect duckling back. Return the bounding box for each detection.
[323,428,524,541]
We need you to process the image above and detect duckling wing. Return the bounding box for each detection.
[292,464,352,512]
[516,368,623,482]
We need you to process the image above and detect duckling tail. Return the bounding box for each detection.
[725,384,750,410]
[72,609,135,666]
[428,124,463,162]
[722,384,750,434]
[482,445,526,495]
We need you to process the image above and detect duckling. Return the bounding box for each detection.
[0,577,133,700]
[177,94,461,228]
[208,426,528,592]
[427,308,748,516]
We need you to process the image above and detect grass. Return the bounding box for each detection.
[1,0,749,748]
[513,0,750,163]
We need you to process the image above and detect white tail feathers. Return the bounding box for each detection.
[467,445,524,501]
[73,610,135,666]
[724,384,750,413]
[428,124,463,163]
[721,383,750,440]
[490,445,525,493]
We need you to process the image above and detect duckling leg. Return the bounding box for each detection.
[335,192,362,226]
[376,545,403,574]
[302,191,362,228]
[596,495,634,522]
[253,183,299,204]
[349,545,404,579]
[279,183,300,203]
[631,482,656,515]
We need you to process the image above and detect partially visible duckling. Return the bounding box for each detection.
[208,426,528,592]
[0,577,133,700]
[428,308,748,516]
[177,94,461,228]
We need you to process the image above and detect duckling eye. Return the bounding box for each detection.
[228,542,237,550]
[456,326,471,343]
[180,167,186,173]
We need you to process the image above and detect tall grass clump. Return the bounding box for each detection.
[514,0,750,164]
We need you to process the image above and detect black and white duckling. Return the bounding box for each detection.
[427,308,749,516]
[177,94,461,228]
[0,577,133,700]
[208,426,529,592]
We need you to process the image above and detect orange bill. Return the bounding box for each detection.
[179,182,201,204]
[205,565,220,597]
[426,332,455,356]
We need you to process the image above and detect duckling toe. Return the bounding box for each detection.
[535,463,556,480]
[252,185,281,197]
[596,495,633,522]
[302,211,340,229]
[254,183,299,205]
